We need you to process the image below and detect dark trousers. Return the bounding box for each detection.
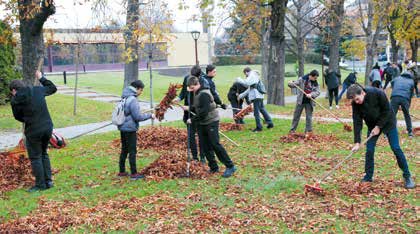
[364,127,411,180]
[26,129,53,189]
[252,98,272,130]
[230,99,244,124]
[120,131,138,174]
[383,79,392,90]
[198,121,234,171]
[372,80,382,88]
[415,80,419,96]
[184,112,205,161]
[391,96,412,133]
[290,103,313,132]
[328,87,339,106]
[338,82,349,100]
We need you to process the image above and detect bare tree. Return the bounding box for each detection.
[326,0,345,76]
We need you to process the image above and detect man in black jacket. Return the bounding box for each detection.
[173,65,210,162]
[203,65,227,109]
[10,71,58,192]
[184,76,237,178]
[346,84,415,189]
[227,80,249,124]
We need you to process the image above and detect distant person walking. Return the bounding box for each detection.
[338,71,357,100]
[325,68,341,109]
[369,64,382,88]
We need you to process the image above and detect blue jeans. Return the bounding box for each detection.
[338,82,349,100]
[252,98,272,130]
[364,127,411,180]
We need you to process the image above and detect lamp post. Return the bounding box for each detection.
[191,30,200,65]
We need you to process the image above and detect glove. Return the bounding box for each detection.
[220,104,227,110]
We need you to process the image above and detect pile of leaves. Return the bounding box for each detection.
[413,127,420,136]
[112,126,188,152]
[0,150,33,193]
[140,151,209,180]
[155,83,182,121]
[279,132,339,144]
[219,123,244,131]
[234,104,253,120]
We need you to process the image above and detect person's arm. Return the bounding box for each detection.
[177,76,188,101]
[191,93,211,122]
[288,77,302,88]
[352,104,363,144]
[130,97,152,122]
[376,91,391,129]
[238,88,250,100]
[210,81,223,105]
[310,84,321,99]
[11,104,24,123]
[39,76,57,96]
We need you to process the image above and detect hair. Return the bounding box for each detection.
[243,67,251,74]
[130,80,145,90]
[373,64,380,70]
[309,70,319,77]
[206,64,216,74]
[190,65,202,77]
[346,84,364,100]
[187,76,200,87]
[9,79,26,91]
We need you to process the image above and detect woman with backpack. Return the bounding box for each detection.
[116,80,155,180]
[237,68,274,132]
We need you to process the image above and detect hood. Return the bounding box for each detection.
[11,87,31,105]
[401,72,414,79]
[121,86,138,98]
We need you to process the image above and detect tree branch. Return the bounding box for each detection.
[31,0,56,36]
[285,42,298,56]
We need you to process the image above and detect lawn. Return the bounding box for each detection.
[0,94,114,131]
[47,64,360,103]
[0,119,417,232]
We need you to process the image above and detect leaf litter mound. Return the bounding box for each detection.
[0,150,33,193]
[279,132,339,144]
[219,122,244,131]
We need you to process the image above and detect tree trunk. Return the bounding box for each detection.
[297,38,305,77]
[18,0,55,86]
[389,32,399,63]
[267,0,287,106]
[328,0,345,76]
[123,0,140,89]
[365,41,375,85]
[410,39,418,62]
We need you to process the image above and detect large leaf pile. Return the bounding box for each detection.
[0,151,33,193]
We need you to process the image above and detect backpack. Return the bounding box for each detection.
[256,80,267,94]
[112,96,135,126]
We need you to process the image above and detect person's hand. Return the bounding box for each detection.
[220,104,227,110]
[182,106,189,111]
[172,97,180,104]
[288,82,296,88]
[352,143,360,152]
[35,70,42,80]
[305,93,312,98]
[186,119,192,124]
[151,114,156,119]
[371,126,380,136]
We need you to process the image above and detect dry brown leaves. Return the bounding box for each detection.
[234,104,253,120]
[140,151,209,180]
[219,123,244,131]
[112,126,188,152]
[279,132,339,144]
[413,127,420,136]
[0,150,33,193]
[155,83,182,121]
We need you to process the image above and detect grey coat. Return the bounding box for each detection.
[391,73,414,101]
[288,75,321,107]
[118,86,152,132]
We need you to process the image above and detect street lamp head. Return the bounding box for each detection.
[191,31,201,40]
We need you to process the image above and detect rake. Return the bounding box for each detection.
[304,134,374,195]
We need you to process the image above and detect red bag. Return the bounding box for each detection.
[49,131,66,149]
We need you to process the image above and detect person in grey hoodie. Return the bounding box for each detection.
[369,64,382,88]
[288,70,321,133]
[118,80,155,180]
[390,72,415,137]
[238,68,274,132]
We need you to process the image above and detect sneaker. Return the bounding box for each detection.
[289,130,296,134]
[222,166,237,178]
[130,173,145,180]
[46,181,54,189]
[252,128,262,132]
[404,177,415,189]
[267,123,274,129]
[27,186,47,193]
[117,172,129,177]
[361,177,373,183]
[329,106,333,110]
[336,105,340,109]
[408,132,413,138]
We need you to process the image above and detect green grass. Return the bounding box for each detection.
[0,94,114,131]
[0,119,417,232]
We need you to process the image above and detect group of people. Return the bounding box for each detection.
[8,62,416,192]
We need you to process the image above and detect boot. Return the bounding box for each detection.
[404,177,415,189]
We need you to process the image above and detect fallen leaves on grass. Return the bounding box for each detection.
[0,150,33,193]
[279,132,339,144]
[140,151,210,181]
[219,123,244,131]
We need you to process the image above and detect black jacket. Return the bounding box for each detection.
[325,71,340,89]
[227,82,249,103]
[11,77,57,137]
[352,87,396,143]
[343,72,357,85]
[203,74,223,105]
[178,73,209,106]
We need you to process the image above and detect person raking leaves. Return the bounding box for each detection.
[9,70,57,192]
[346,84,415,189]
